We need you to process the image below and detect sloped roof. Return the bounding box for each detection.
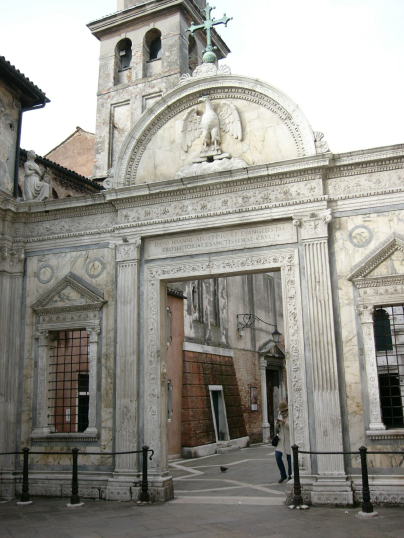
[0,56,49,108]
[45,126,95,158]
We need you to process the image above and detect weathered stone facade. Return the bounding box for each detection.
[1,0,404,507]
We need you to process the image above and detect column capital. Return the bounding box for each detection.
[356,304,374,324]
[86,326,101,343]
[293,210,332,241]
[0,245,25,274]
[116,239,141,263]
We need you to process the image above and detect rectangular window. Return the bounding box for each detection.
[374,306,404,429]
[48,330,90,433]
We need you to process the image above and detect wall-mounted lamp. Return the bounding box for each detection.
[237,313,282,343]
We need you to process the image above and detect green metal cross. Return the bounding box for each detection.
[187,3,233,63]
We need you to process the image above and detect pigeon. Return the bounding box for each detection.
[220,466,228,472]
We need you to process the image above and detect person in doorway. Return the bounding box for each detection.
[275,400,291,483]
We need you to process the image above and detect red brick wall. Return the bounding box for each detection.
[181,350,247,447]
[233,349,263,444]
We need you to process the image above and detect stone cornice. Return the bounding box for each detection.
[331,144,404,167]
[327,155,403,180]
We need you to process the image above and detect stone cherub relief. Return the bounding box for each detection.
[23,150,50,202]
[176,96,248,179]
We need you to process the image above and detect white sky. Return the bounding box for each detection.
[1,0,403,157]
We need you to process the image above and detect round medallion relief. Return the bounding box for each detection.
[37,263,55,284]
[348,225,373,248]
[86,258,105,279]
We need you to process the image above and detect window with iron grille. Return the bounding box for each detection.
[374,306,404,429]
[48,330,90,433]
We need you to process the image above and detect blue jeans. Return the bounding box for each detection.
[275,450,292,479]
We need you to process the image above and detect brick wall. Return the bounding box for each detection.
[233,349,263,444]
[181,350,247,447]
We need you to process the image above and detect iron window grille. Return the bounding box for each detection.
[48,330,90,433]
[374,306,404,429]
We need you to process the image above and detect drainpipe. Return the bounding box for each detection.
[13,101,47,198]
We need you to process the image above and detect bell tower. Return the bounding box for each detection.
[88,0,230,181]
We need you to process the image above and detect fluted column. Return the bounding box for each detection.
[114,240,141,473]
[0,246,24,498]
[85,327,101,434]
[260,358,270,443]
[294,210,344,475]
[357,305,386,431]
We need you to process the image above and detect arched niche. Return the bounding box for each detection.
[114,38,132,86]
[115,75,317,188]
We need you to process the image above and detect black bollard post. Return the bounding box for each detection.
[70,448,80,505]
[20,447,30,503]
[359,446,373,513]
[291,444,303,507]
[139,446,150,502]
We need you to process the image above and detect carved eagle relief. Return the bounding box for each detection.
[181,96,242,153]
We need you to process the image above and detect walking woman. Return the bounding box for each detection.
[275,401,291,483]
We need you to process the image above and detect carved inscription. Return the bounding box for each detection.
[145,222,297,260]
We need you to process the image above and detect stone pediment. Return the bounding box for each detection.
[114,75,316,188]
[258,340,285,358]
[348,233,404,283]
[32,272,106,315]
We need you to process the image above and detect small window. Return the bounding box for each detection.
[145,29,162,62]
[116,38,132,70]
[149,37,161,60]
[374,308,393,351]
[188,34,198,72]
[48,330,89,433]
[167,381,172,420]
[167,307,171,345]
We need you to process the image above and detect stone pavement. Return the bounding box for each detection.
[0,443,402,538]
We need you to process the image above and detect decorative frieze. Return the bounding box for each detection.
[120,179,323,226]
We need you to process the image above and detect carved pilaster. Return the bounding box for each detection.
[260,358,270,443]
[0,260,24,486]
[113,239,141,472]
[356,305,386,431]
[295,210,345,474]
[85,327,100,434]
[32,331,56,436]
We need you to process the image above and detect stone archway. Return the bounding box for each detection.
[142,246,311,499]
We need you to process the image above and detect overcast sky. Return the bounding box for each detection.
[1,0,403,157]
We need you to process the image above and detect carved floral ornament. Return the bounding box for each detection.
[113,76,317,188]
